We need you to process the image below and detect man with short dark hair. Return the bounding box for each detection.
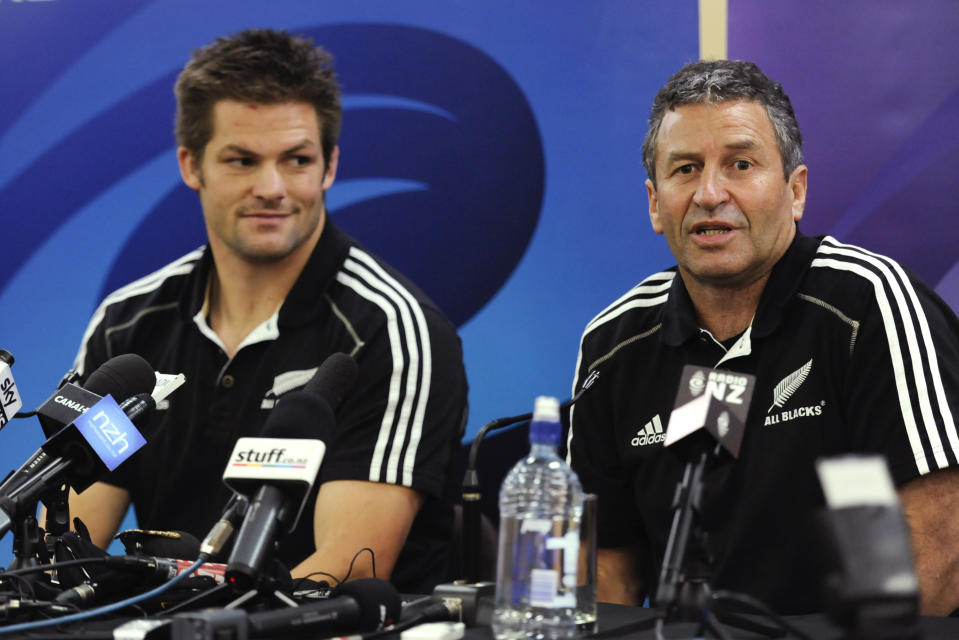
[567,59,959,614]
[69,29,468,594]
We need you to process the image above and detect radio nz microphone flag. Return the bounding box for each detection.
[0,350,22,429]
[663,365,757,458]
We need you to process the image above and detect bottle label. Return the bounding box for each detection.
[529,568,561,607]
[510,518,579,608]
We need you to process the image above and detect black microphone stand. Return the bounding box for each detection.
[459,370,599,583]
[655,444,727,637]
[653,443,782,640]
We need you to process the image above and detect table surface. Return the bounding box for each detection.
[463,602,959,640]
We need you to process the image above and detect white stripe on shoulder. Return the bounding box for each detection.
[74,248,205,375]
[582,271,674,337]
[813,236,958,473]
[568,271,673,462]
[337,247,431,487]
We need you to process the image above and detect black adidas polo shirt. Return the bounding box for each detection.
[74,221,468,594]
[567,230,959,614]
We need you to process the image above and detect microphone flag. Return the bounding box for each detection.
[68,395,147,471]
[663,365,756,458]
[222,436,326,533]
[0,356,21,429]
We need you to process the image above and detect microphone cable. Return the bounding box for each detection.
[0,555,207,636]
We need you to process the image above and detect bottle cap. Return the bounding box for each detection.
[532,396,560,422]
[529,396,561,445]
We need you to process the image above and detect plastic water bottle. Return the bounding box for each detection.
[492,396,584,640]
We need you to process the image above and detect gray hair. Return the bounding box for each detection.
[642,60,803,186]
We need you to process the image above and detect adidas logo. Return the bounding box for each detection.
[631,414,665,447]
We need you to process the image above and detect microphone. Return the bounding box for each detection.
[0,356,162,539]
[245,577,401,637]
[35,353,157,438]
[0,354,157,497]
[0,349,22,429]
[815,455,919,638]
[224,353,359,589]
[662,365,756,458]
[654,365,756,620]
[199,493,250,559]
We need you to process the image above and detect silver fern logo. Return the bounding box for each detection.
[767,359,813,413]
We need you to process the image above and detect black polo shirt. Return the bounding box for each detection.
[567,230,959,613]
[74,221,468,594]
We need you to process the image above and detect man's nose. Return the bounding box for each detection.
[693,165,729,210]
[252,163,286,201]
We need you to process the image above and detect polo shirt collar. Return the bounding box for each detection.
[278,218,353,327]
[751,229,821,339]
[660,228,821,346]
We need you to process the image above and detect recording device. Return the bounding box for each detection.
[816,455,919,640]
[432,581,496,627]
[655,365,755,626]
[224,353,359,589]
[0,349,22,429]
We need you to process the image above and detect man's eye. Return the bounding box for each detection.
[677,164,695,175]
[290,155,314,166]
[227,157,253,167]
[734,160,751,171]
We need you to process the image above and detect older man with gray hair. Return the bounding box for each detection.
[566,59,959,614]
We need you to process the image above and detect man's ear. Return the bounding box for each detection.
[646,178,663,235]
[177,146,203,191]
[322,145,339,191]
[789,164,808,222]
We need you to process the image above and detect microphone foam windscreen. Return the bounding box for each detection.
[84,353,155,400]
[305,353,359,409]
[261,391,336,442]
[332,577,402,631]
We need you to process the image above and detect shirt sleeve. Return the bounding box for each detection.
[566,329,644,549]
[72,300,112,380]
[71,299,141,492]
[842,265,959,486]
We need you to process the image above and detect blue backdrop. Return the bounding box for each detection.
[1,0,957,563]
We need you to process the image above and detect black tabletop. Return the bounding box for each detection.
[463,602,959,640]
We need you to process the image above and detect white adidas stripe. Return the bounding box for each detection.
[337,247,430,487]
[814,236,958,474]
[348,250,432,487]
